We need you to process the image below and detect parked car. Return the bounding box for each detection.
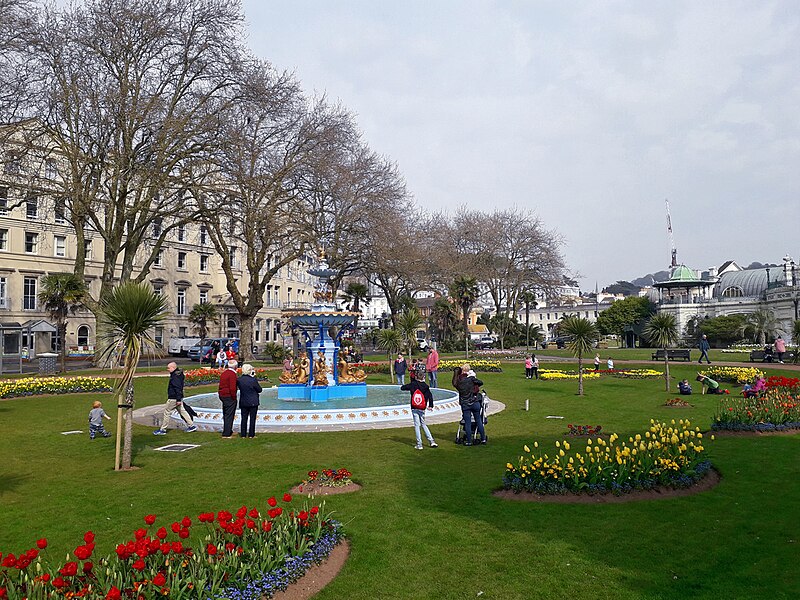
[188,338,239,362]
[474,336,495,350]
[168,337,201,357]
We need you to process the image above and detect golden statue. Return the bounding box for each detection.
[279,350,309,384]
[312,351,330,386]
[338,350,366,383]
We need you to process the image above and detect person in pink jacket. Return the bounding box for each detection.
[774,336,786,363]
[425,347,440,388]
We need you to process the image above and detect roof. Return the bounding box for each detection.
[653,265,709,288]
[714,268,768,298]
[468,324,489,334]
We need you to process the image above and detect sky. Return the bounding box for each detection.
[241,0,800,289]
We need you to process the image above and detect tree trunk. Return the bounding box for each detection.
[59,320,67,373]
[663,351,671,392]
[239,315,254,362]
[577,354,584,395]
[121,381,134,470]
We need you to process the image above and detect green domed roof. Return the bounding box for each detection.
[669,265,698,282]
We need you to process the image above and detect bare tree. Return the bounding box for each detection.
[5,0,246,315]
[195,59,356,361]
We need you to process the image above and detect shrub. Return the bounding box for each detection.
[0,376,112,399]
[503,419,713,495]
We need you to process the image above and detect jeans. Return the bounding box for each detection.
[220,395,237,437]
[428,370,438,388]
[462,401,485,443]
[396,374,405,385]
[240,405,258,438]
[160,398,193,430]
[698,349,711,363]
[411,409,434,447]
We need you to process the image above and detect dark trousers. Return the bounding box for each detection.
[240,405,258,438]
[525,367,532,378]
[698,349,711,364]
[532,367,538,379]
[462,401,485,443]
[220,395,237,437]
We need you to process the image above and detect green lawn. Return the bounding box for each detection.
[1,364,798,599]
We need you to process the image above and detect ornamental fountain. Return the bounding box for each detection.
[277,251,367,402]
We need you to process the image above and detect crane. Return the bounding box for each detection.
[665,199,677,268]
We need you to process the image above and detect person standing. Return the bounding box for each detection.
[401,372,438,450]
[607,356,614,371]
[154,362,197,435]
[525,355,533,379]
[774,336,786,364]
[456,363,486,446]
[237,364,262,438]
[594,353,601,371]
[532,354,539,380]
[88,400,112,439]
[698,334,711,364]
[426,347,439,388]
[394,353,408,385]
[218,359,239,439]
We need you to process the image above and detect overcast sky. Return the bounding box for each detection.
[241,0,800,289]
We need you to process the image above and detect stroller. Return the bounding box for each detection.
[455,389,489,444]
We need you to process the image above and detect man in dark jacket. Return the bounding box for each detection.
[456,364,486,445]
[219,360,239,438]
[401,372,438,450]
[697,334,711,364]
[153,362,197,434]
[237,363,262,438]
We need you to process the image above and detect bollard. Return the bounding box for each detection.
[525,399,529,411]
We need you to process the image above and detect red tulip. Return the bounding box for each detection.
[83,531,95,544]
[134,528,147,540]
[153,572,166,587]
[262,521,272,533]
[59,561,78,577]
[156,527,167,540]
[144,514,156,525]
[105,586,122,599]
[36,538,48,549]
[74,545,92,560]
[178,528,189,539]
[283,493,292,502]
[132,559,145,571]
[267,497,277,507]
[83,561,93,573]
[206,544,218,555]
[180,516,192,528]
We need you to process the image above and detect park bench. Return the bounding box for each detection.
[651,349,692,361]
[750,350,794,363]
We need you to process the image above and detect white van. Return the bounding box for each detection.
[168,337,201,357]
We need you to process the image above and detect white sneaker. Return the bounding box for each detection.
[414,445,423,450]
[430,442,438,448]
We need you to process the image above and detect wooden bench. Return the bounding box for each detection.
[651,349,692,361]
[750,350,795,363]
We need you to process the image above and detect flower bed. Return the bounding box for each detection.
[305,468,353,488]
[350,362,389,375]
[699,366,764,385]
[664,398,693,407]
[437,359,502,372]
[472,349,528,360]
[712,388,800,431]
[765,376,800,390]
[184,368,270,387]
[0,376,112,399]
[566,424,603,436]
[613,369,662,379]
[721,344,761,353]
[503,419,713,496]
[0,494,342,599]
[538,370,601,381]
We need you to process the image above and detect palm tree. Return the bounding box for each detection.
[429,297,458,345]
[519,290,538,351]
[449,275,479,358]
[341,282,370,331]
[188,302,219,340]
[398,308,423,354]
[559,315,599,396]
[792,319,800,364]
[37,273,85,373]
[747,309,781,345]
[643,313,679,391]
[376,328,402,381]
[98,282,168,471]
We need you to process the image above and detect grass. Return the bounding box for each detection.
[1,364,799,599]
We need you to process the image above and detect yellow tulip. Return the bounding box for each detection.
[523,445,530,453]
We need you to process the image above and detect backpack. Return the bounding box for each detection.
[411,388,427,410]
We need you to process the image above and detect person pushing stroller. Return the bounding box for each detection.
[455,364,487,445]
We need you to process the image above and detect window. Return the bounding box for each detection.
[54,235,66,257]
[199,289,208,304]
[50,330,61,352]
[25,232,38,254]
[177,252,187,270]
[177,288,186,315]
[178,326,187,337]
[45,158,58,179]
[153,286,163,297]
[0,229,7,251]
[230,246,238,269]
[177,224,186,242]
[0,277,7,308]
[3,152,21,174]
[23,276,37,310]
[0,187,7,215]
[154,326,164,348]
[254,319,261,343]
[200,225,208,246]
[152,217,162,237]
[84,239,93,260]
[54,199,67,224]
[154,249,163,267]
[199,254,209,272]
[26,195,38,219]
[721,286,744,298]
[77,325,89,347]
[227,318,239,338]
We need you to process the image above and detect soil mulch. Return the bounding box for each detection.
[271,539,350,600]
[289,482,362,496]
[493,468,721,504]
[663,403,694,408]
[709,428,800,437]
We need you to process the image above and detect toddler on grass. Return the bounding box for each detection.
[88,400,112,439]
